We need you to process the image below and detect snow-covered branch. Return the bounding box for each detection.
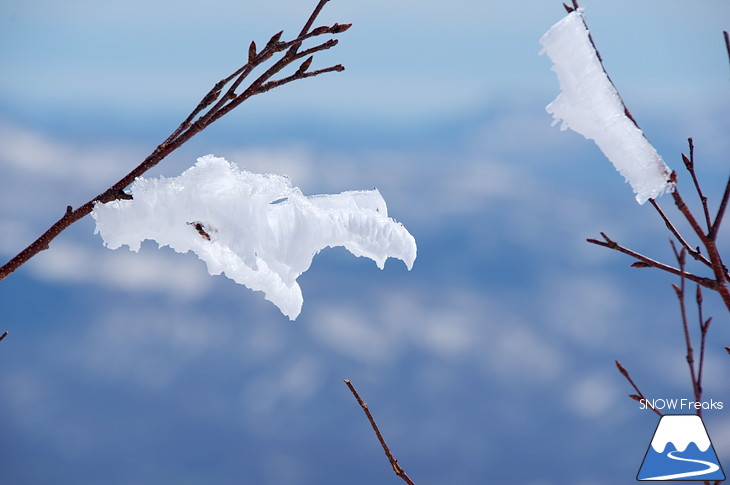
[540,7,673,204]
[0,0,349,282]
[93,156,417,320]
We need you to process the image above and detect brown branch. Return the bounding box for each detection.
[649,198,712,269]
[586,232,719,290]
[615,361,662,417]
[344,380,416,485]
[670,243,702,411]
[671,183,730,310]
[0,0,350,283]
[696,285,711,402]
[680,138,712,231]
[670,173,708,243]
[0,331,7,343]
[709,174,730,241]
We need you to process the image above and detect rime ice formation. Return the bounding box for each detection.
[92,155,417,320]
[540,8,673,204]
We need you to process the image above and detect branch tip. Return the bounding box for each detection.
[297,56,314,75]
[331,23,352,34]
[248,41,257,64]
[344,380,416,485]
[681,153,692,170]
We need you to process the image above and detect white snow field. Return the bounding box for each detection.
[92,155,417,319]
[540,8,673,204]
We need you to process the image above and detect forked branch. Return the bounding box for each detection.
[588,155,730,313]
[0,0,350,282]
[586,232,718,290]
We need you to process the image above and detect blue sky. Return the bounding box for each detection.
[1,1,730,484]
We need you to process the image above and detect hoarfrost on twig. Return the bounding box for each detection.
[92,155,417,320]
[540,8,673,204]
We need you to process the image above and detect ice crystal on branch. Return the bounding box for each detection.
[92,155,417,319]
[540,8,673,204]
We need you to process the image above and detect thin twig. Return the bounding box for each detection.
[0,0,350,282]
[696,284,711,401]
[671,182,730,310]
[671,174,709,243]
[586,232,719,290]
[681,138,712,231]
[344,380,416,485]
[615,361,662,417]
[649,198,712,268]
[709,174,730,241]
[0,331,7,343]
[670,243,702,410]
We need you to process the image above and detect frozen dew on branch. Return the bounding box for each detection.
[92,155,417,320]
[539,8,673,204]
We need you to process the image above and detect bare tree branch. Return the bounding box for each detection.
[670,182,730,310]
[615,361,662,417]
[670,243,702,410]
[680,138,712,231]
[709,174,730,241]
[344,380,417,485]
[649,198,711,268]
[696,285,712,401]
[0,0,350,282]
[586,232,719,290]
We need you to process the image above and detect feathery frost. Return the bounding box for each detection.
[540,8,673,204]
[92,155,417,319]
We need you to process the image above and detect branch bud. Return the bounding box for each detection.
[330,23,352,33]
[631,261,651,268]
[297,56,314,75]
[266,30,284,49]
[681,153,692,170]
[248,41,257,64]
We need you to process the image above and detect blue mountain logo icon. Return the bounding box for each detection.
[637,414,725,481]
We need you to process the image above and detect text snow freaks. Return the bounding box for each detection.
[640,398,724,412]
